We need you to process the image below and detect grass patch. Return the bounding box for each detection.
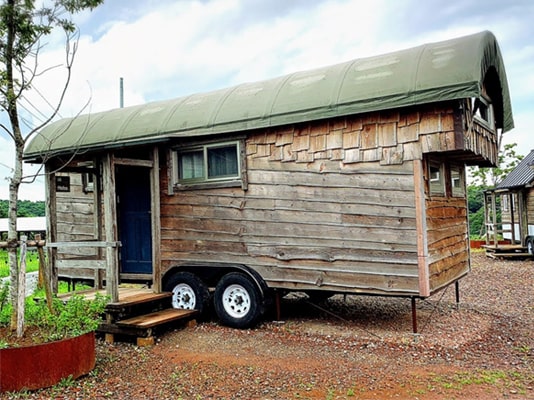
[0,249,41,278]
[433,369,531,394]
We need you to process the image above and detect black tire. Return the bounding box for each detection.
[214,272,263,329]
[163,271,210,315]
[527,239,534,255]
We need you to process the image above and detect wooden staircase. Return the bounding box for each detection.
[96,288,198,346]
[483,244,533,259]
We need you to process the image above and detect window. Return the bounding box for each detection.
[429,163,444,195]
[502,195,509,212]
[473,95,495,130]
[82,172,94,193]
[174,141,242,187]
[450,167,465,197]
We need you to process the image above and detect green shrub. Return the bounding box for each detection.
[0,293,109,345]
[0,249,41,278]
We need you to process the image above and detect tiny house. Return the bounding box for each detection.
[484,150,534,257]
[25,31,513,329]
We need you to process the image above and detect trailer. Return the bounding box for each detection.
[24,31,513,330]
[483,150,534,258]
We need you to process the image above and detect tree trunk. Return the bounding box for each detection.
[8,139,25,336]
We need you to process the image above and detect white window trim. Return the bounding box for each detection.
[172,139,245,190]
[450,166,465,197]
[429,162,445,196]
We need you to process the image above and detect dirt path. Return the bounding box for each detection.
[5,253,534,399]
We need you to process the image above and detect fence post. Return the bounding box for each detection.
[16,235,27,337]
[36,235,54,312]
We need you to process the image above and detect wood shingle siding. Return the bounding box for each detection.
[160,112,423,296]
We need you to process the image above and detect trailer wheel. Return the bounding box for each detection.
[164,271,209,314]
[527,239,534,255]
[214,272,263,329]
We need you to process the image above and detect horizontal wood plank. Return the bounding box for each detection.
[117,309,197,328]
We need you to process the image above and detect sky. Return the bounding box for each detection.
[1,0,533,200]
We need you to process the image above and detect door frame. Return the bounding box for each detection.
[116,164,153,278]
[103,147,161,300]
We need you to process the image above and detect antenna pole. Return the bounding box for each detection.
[120,77,124,108]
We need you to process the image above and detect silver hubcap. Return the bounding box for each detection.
[172,283,196,309]
[222,284,251,319]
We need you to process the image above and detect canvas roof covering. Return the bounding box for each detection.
[24,30,513,161]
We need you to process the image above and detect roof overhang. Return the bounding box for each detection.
[25,30,514,163]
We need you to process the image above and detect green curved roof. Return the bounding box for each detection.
[25,30,513,160]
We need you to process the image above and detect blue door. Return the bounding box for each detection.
[117,166,152,275]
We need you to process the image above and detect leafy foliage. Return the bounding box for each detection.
[470,143,524,187]
[0,293,108,345]
[0,0,103,335]
[467,143,523,238]
[0,199,45,217]
[0,280,9,311]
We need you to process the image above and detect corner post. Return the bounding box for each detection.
[102,153,119,302]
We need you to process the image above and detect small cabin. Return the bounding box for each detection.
[484,150,534,258]
[24,31,513,329]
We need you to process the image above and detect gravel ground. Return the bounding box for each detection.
[4,252,533,399]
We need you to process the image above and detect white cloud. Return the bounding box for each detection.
[1,0,533,200]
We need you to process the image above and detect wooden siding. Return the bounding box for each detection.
[501,189,534,226]
[55,173,99,258]
[161,110,428,296]
[426,197,469,292]
[461,100,499,166]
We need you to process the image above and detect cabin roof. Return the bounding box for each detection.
[25,30,513,161]
[496,150,534,190]
[0,217,46,233]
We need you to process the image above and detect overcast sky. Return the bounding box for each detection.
[1,0,533,200]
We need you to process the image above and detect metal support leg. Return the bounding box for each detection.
[275,291,281,320]
[411,297,417,334]
[455,280,460,310]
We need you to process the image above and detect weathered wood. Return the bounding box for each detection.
[0,240,45,248]
[45,165,58,293]
[47,241,119,248]
[413,159,430,297]
[116,309,196,328]
[103,153,119,302]
[105,291,171,309]
[45,100,496,302]
[113,157,154,167]
[151,146,162,292]
[16,236,27,337]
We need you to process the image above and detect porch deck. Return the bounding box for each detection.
[482,244,533,259]
[59,287,197,345]
[59,286,159,303]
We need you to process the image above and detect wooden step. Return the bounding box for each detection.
[106,291,172,309]
[116,308,197,329]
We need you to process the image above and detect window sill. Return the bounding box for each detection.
[173,179,243,191]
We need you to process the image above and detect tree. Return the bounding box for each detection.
[0,0,102,336]
[470,143,524,187]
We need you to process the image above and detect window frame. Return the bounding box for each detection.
[472,95,495,131]
[429,161,445,196]
[172,139,246,191]
[450,165,465,197]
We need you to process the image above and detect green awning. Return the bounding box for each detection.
[25,30,513,161]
